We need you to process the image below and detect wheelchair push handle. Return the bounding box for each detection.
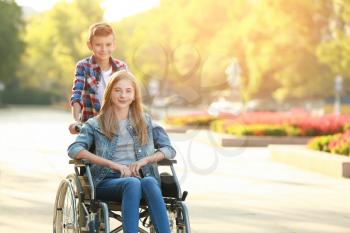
[74,123,83,133]
[182,191,188,201]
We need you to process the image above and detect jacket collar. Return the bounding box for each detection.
[89,55,119,72]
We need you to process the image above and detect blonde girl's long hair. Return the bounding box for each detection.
[98,70,148,145]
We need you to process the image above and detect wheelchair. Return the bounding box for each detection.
[53,158,191,233]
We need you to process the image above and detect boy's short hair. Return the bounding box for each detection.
[88,22,115,42]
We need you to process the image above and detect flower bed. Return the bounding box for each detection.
[308,130,350,156]
[211,111,350,137]
[164,111,217,127]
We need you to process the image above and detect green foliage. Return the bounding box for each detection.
[3,86,60,104]
[317,0,350,94]
[0,0,24,86]
[343,123,350,131]
[18,0,103,102]
[210,119,225,133]
[225,124,298,137]
[308,133,350,156]
[232,0,333,101]
[307,135,339,152]
[164,113,217,127]
[330,142,350,156]
[10,0,348,104]
[114,0,334,103]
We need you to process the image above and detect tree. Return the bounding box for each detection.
[116,0,333,104]
[0,0,24,87]
[317,0,350,94]
[19,0,103,101]
[117,0,236,104]
[231,0,333,102]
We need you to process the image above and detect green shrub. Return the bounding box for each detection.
[210,119,225,133]
[225,124,300,137]
[307,135,340,152]
[2,86,62,105]
[331,143,350,156]
[165,114,217,127]
[343,123,350,132]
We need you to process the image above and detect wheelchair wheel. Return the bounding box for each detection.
[149,208,186,233]
[147,206,188,233]
[168,209,178,233]
[53,174,80,233]
[170,209,186,233]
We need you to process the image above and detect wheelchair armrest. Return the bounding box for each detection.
[69,159,96,200]
[69,159,91,166]
[157,159,177,166]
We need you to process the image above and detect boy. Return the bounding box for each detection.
[69,22,128,133]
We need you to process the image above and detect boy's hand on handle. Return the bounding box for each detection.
[70,102,82,134]
[69,122,81,134]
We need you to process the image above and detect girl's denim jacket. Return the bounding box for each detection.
[67,114,176,187]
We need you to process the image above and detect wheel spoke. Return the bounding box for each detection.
[53,174,80,233]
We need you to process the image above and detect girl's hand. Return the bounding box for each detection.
[129,158,149,177]
[110,163,132,177]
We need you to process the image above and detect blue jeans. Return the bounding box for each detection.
[96,173,170,233]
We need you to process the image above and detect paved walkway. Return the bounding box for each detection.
[0,107,350,232]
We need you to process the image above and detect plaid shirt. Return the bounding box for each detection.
[70,55,128,122]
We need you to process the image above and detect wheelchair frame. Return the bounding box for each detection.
[53,159,191,233]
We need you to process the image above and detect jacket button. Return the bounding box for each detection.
[138,149,142,153]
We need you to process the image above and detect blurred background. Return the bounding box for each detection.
[3,1,350,232]
[1,0,349,113]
